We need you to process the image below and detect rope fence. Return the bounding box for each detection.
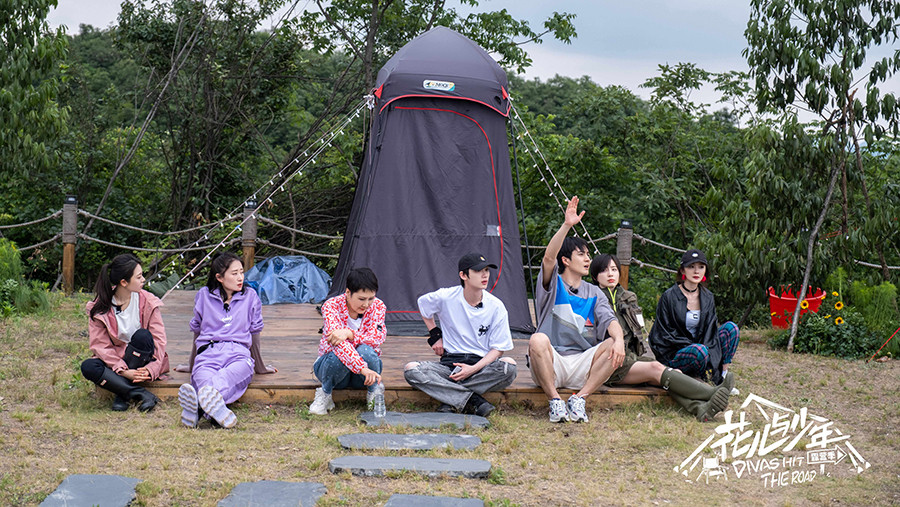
[0,209,62,229]
[17,233,62,252]
[78,233,241,253]
[855,260,900,270]
[76,209,238,236]
[257,216,342,240]
[633,233,687,254]
[256,239,340,258]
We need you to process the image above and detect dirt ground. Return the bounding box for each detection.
[0,294,897,506]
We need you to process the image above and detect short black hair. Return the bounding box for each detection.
[347,267,378,294]
[557,236,589,274]
[589,254,621,283]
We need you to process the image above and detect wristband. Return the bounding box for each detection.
[427,327,443,346]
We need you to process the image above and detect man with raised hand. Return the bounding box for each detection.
[529,197,732,423]
[527,196,625,423]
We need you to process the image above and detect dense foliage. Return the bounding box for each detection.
[0,239,50,317]
[1,1,898,343]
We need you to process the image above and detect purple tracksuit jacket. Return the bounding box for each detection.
[189,286,264,403]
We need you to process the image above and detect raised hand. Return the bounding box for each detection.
[564,196,585,227]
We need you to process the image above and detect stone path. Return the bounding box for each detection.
[360,411,490,428]
[338,433,482,450]
[384,494,485,506]
[40,474,141,507]
[329,456,492,478]
[217,480,326,507]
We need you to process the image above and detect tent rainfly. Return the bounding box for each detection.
[329,26,534,334]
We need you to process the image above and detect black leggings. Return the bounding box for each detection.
[81,328,155,384]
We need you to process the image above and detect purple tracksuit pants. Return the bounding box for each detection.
[191,341,254,404]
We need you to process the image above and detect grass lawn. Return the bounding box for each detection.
[0,294,897,506]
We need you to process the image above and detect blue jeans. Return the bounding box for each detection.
[313,344,382,394]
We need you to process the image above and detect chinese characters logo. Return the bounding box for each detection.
[677,394,870,486]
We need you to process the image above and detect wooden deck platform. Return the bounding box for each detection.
[146,290,668,409]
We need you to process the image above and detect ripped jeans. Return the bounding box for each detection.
[403,359,517,411]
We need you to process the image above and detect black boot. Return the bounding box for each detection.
[111,395,129,411]
[97,368,158,412]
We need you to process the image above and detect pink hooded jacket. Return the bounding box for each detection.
[85,289,170,380]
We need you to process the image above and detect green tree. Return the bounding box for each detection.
[299,0,576,90]
[0,0,68,203]
[116,0,308,227]
[744,0,900,348]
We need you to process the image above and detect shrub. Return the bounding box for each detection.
[0,239,24,281]
[769,289,883,359]
[0,239,51,317]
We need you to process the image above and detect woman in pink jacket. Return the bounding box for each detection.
[81,253,170,411]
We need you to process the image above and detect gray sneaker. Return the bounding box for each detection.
[567,395,588,423]
[549,398,569,423]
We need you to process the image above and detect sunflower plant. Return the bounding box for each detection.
[769,290,881,359]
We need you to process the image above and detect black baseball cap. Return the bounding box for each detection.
[681,249,708,268]
[458,252,497,272]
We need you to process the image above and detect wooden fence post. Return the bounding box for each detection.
[242,200,257,271]
[616,220,633,290]
[62,195,78,295]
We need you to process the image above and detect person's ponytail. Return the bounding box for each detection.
[90,254,140,319]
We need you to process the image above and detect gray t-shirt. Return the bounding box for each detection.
[535,263,617,355]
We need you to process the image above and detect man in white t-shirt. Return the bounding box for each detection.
[403,253,517,416]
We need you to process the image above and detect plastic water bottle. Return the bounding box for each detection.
[373,382,386,418]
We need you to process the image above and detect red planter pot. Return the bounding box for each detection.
[768,286,826,329]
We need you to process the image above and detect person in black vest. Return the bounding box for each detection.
[648,249,740,394]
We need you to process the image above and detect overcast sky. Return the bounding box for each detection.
[46,1,896,113]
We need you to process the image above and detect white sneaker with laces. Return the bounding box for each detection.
[567,395,588,423]
[178,383,199,428]
[549,398,569,423]
[198,385,236,428]
[310,387,335,415]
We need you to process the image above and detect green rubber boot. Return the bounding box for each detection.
[661,368,731,422]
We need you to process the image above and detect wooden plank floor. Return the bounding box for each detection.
[146,290,668,408]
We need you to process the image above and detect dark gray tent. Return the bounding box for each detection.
[329,26,533,334]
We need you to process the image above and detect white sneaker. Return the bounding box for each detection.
[198,385,236,428]
[309,387,334,415]
[549,398,569,423]
[178,383,199,428]
[567,395,588,423]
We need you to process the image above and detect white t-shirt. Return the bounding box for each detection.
[417,286,513,356]
[114,291,141,344]
[347,315,362,331]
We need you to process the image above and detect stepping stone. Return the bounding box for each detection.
[40,474,141,507]
[360,411,490,429]
[339,433,481,451]
[218,480,326,507]
[384,494,484,506]
[329,456,491,479]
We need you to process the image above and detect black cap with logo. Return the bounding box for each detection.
[458,252,498,272]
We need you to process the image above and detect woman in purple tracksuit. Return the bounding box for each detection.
[177,252,275,428]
